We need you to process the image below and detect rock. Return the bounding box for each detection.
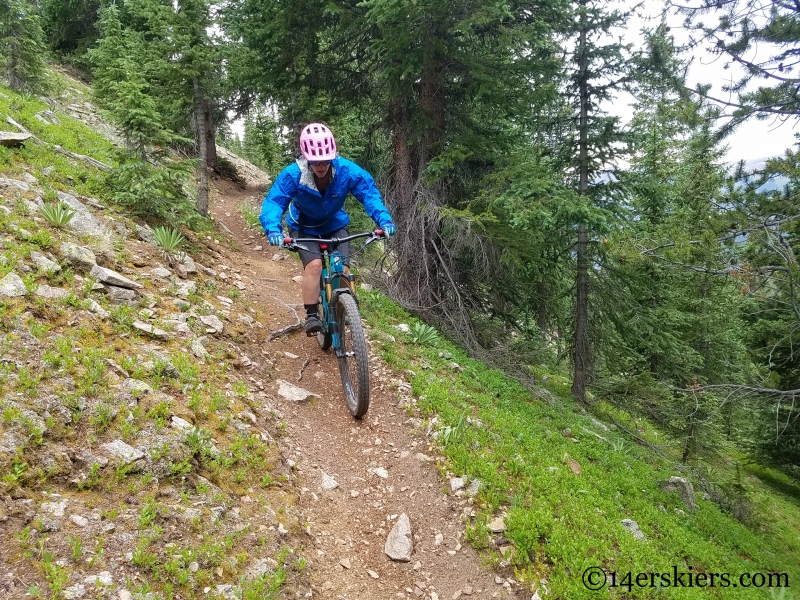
[60,243,96,271]
[90,265,143,289]
[488,516,506,533]
[181,254,197,274]
[563,453,581,475]
[321,472,339,490]
[70,514,90,527]
[35,284,70,300]
[244,558,275,580]
[62,583,86,599]
[59,192,111,241]
[105,286,139,304]
[199,314,224,333]
[191,339,210,359]
[29,251,61,274]
[620,519,646,540]
[34,110,61,125]
[41,498,67,517]
[339,558,351,569]
[0,177,30,191]
[83,571,113,587]
[367,570,379,579]
[99,440,145,464]
[272,253,285,261]
[661,476,698,512]
[135,224,156,244]
[0,272,26,297]
[292,275,303,283]
[370,467,389,479]
[152,267,172,278]
[118,591,133,600]
[122,378,153,398]
[132,321,171,340]
[170,505,202,523]
[589,417,610,432]
[171,416,193,431]
[396,324,410,333]
[385,513,413,562]
[415,452,433,462]
[0,132,32,147]
[466,479,481,497]
[434,533,443,546]
[277,380,319,402]
[450,477,467,492]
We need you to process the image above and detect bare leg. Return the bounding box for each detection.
[302,259,322,305]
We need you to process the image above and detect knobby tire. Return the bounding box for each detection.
[335,293,370,418]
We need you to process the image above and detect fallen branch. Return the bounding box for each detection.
[298,357,310,381]
[267,296,302,340]
[6,115,112,172]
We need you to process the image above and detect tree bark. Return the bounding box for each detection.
[572,0,591,403]
[193,77,209,217]
[202,96,218,173]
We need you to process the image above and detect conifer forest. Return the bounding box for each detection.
[2,0,800,571]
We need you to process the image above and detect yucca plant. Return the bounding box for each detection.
[411,321,439,346]
[152,226,186,264]
[40,202,76,227]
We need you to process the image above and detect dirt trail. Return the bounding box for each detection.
[211,181,525,600]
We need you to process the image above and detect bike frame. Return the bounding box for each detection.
[284,230,384,356]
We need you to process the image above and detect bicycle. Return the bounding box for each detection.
[282,229,388,418]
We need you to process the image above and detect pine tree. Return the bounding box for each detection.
[0,0,51,93]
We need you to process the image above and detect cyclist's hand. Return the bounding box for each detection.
[268,232,284,247]
[380,223,396,238]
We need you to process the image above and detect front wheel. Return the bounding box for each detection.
[335,293,370,418]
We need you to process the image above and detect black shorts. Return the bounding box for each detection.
[289,227,351,267]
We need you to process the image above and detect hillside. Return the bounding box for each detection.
[1,77,799,600]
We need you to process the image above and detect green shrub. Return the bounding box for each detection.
[39,202,76,227]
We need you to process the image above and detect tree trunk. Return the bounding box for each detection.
[572,0,591,403]
[193,77,209,217]
[202,96,218,173]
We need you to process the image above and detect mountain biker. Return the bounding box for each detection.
[260,122,396,336]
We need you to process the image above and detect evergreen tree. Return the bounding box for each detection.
[0,0,51,93]
[40,0,101,69]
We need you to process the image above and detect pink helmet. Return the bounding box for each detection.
[299,122,337,161]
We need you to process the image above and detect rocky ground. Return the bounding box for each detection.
[0,156,530,600]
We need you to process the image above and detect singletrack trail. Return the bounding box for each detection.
[211,181,527,600]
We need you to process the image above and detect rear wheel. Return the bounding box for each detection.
[335,293,369,418]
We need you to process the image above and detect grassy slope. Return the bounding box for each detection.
[0,81,298,599]
[360,291,800,599]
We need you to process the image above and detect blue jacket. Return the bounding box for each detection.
[259,156,392,236]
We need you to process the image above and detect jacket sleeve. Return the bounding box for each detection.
[348,163,393,226]
[259,167,297,234]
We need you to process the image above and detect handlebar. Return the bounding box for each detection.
[282,229,387,251]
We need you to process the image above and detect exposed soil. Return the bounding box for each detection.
[211,179,526,600]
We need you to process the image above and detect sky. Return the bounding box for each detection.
[605,1,800,164]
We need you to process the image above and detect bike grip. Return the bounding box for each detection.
[283,237,293,245]
[375,229,384,236]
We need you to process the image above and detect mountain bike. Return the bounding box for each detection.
[283,229,388,418]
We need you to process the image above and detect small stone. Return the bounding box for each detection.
[495,576,503,585]
[152,267,172,278]
[339,558,351,569]
[41,499,67,517]
[272,252,285,261]
[384,513,413,562]
[434,533,443,546]
[0,272,26,297]
[452,591,462,599]
[450,477,466,492]
[90,265,143,289]
[277,379,319,402]
[367,570,379,579]
[171,416,193,430]
[199,314,224,333]
[62,583,86,599]
[415,453,433,462]
[70,514,90,527]
[321,472,339,490]
[83,571,113,586]
[370,466,389,479]
[61,243,96,271]
[132,321,170,340]
[488,516,506,533]
[284,351,299,359]
[350,490,359,497]
[118,591,133,600]
[620,519,646,540]
[30,251,61,274]
[292,275,304,283]
[35,284,70,299]
[100,440,144,464]
[191,340,210,359]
